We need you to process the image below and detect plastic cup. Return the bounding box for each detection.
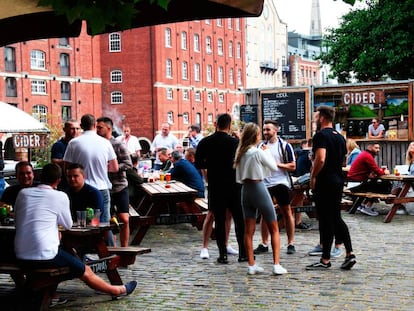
[91,209,101,226]
[159,171,165,182]
[165,173,171,182]
[76,210,87,227]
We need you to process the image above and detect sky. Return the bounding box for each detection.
[274,0,358,35]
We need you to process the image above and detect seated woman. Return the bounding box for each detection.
[346,139,361,166]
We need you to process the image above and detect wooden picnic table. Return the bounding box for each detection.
[129,180,206,245]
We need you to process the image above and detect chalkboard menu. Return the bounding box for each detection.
[240,104,258,124]
[262,91,306,140]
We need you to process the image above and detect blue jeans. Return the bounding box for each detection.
[99,189,114,246]
[0,178,5,199]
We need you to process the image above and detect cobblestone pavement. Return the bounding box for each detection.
[1,204,414,311]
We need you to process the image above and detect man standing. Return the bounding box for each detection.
[151,122,179,170]
[51,119,80,190]
[306,106,356,270]
[195,113,246,263]
[116,124,142,160]
[14,163,137,298]
[347,142,391,216]
[254,120,297,255]
[187,124,203,149]
[97,116,133,247]
[63,114,118,243]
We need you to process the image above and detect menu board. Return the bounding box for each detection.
[261,91,306,140]
[240,104,258,124]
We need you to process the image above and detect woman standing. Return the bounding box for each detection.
[234,123,287,275]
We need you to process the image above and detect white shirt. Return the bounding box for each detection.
[63,130,117,190]
[14,185,72,260]
[263,138,295,188]
[116,134,142,155]
[236,147,277,183]
[151,133,179,165]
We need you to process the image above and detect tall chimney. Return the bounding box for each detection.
[310,0,322,36]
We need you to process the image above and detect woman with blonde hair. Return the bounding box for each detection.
[234,122,287,275]
[346,139,361,166]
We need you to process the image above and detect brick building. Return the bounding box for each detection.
[99,18,246,145]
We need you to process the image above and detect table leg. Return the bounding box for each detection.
[384,182,411,223]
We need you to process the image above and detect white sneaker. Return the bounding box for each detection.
[272,264,288,275]
[247,264,265,275]
[200,248,209,259]
[226,245,239,256]
[360,206,379,216]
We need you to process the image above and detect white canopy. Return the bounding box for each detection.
[0,101,49,133]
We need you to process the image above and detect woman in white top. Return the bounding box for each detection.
[234,123,287,275]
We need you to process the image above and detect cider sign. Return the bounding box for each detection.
[342,90,384,105]
[12,133,47,148]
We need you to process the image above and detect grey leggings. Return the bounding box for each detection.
[241,181,277,222]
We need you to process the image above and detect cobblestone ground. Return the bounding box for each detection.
[1,204,414,311]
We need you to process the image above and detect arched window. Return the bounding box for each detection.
[60,53,70,76]
[110,70,122,83]
[165,28,172,47]
[111,91,123,104]
[181,31,187,50]
[166,59,172,78]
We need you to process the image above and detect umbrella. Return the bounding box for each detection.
[0,0,264,46]
[0,101,49,133]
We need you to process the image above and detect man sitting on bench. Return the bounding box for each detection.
[347,142,391,216]
[14,163,137,299]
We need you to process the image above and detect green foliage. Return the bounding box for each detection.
[319,0,414,83]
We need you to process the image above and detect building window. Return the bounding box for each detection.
[61,82,71,100]
[207,92,213,102]
[236,42,241,58]
[206,64,212,83]
[217,19,222,27]
[181,31,187,50]
[109,33,121,52]
[205,19,211,25]
[194,34,200,52]
[166,59,172,78]
[111,91,123,104]
[194,63,200,81]
[219,93,224,102]
[235,18,240,31]
[4,47,16,72]
[59,53,70,76]
[183,112,189,124]
[58,38,70,47]
[195,91,201,102]
[5,77,17,97]
[217,38,223,56]
[30,50,45,70]
[182,89,189,101]
[167,88,173,100]
[218,66,224,84]
[167,111,174,123]
[110,70,122,83]
[227,18,232,29]
[62,106,71,122]
[237,69,242,86]
[228,41,233,58]
[182,61,188,80]
[196,113,201,125]
[208,113,213,124]
[31,80,46,94]
[206,36,212,54]
[32,105,47,123]
[165,28,172,47]
[229,68,234,85]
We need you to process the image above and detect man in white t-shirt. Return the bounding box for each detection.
[151,122,179,170]
[254,120,297,255]
[116,124,142,159]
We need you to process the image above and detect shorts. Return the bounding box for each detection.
[267,184,291,206]
[111,187,130,214]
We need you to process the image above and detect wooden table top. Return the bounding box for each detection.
[379,174,414,181]
[141,181,197,196]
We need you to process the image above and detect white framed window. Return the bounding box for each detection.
[31,80,46,94]
[237,69,242,86]
[167,111,174,123]
[207,92,213,102]
[206,64,212,83]
[217,39,223,56]
[182,61,188,80]
[217,19,222,27]
[166,59,172,78]
[195,91,201,102]
[181,31,187,50]
[109,33,121,52]
[205,19,211,25]
[111,91,123,104]
[235,18,240,31]
[206,36,212,54]
[219,93,224,102]
[183,112,189,124]
[30,50,45,70]
[194,63,200,81]
[193,34,200,52]
[167,88,173,100]
[165,28,172,47]
[110,70,122,83]
[236,42,241,58]
[32,105,47,123]
[227,18,232,29]
[229,68,234,85]
[196,113,201,125]
[228,41,233,58]
[218,66,224,84]
[182,89,189,101]
[208,113,213,124]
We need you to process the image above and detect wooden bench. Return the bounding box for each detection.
[345,191,397,214]
[107,246,151,267]
[194,198,208,211]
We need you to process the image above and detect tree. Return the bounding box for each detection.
[319,0,414,83]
